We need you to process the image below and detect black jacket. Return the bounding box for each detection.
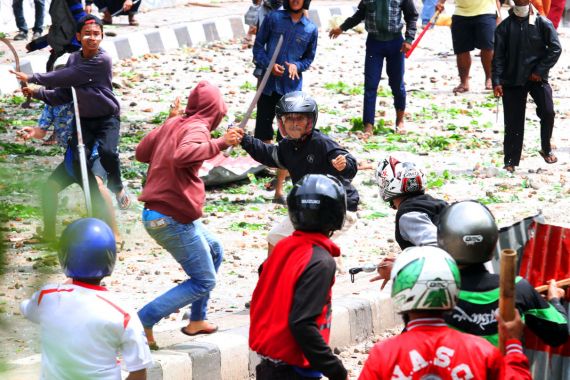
[395,194,448,250]
[241,130,359,211]
[492,11,561,87]
[445,264,569,347]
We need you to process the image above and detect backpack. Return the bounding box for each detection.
[46,0,78,54]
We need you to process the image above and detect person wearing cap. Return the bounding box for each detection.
[249,174,348,380]
[359,246,532,379]
[20,218,152,380]
[438,200,568,348]
[11,14,131,211]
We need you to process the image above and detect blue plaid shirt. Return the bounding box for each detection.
[253,10,318,96]
[38,103,75,148]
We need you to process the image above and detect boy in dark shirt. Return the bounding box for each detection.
[232,91,359,255]
[11,14,130,209]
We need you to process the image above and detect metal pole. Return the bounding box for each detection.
[71,87,93,216]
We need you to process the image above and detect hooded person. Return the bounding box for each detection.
[135,81,243,350]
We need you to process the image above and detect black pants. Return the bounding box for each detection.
[503,82,554,167]
[70,115,124,194]
[254,92,284,142]
[256,360,320,380]
[42,159,111,241]
[93,0,141,15]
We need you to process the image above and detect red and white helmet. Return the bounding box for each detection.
[375,154,426,202]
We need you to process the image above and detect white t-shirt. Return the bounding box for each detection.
[20,281,152,380]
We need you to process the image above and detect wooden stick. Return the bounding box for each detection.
[535,278,570,293]
[499,249,517,354]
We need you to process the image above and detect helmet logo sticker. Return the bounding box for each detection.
[301,199,320,204]
[462,235,483,245]
[392,257,425,295]
[306,154,315,164]
[422,288,450,308]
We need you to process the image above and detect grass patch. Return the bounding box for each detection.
[228,221,266,231]
[120,130,147,145]
[240,81,256,91]
[364,211,388,220]
[324,81,363,96]
[0,142,61,156]
[0,201,41,222]
[150,111,169,124]
[427,170,453,188]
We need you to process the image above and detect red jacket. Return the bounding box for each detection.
[249,231,347,380]
[359,318,531,380]
[136,81,228,223]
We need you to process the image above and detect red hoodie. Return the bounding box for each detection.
[136,81,228,223]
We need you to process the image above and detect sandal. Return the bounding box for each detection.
[538,150,557,164]
[504,165,515,173]
[180,324,218,336]
[128,13,139,26]
[272,195,287,205]
[453,84,469,94]
[264,177,278,191]
[116,189,131,210]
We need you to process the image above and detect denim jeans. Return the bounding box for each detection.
[421,0,438,24]
[138,209,223,328]
[12,0,45,34]
[363,35,406,125]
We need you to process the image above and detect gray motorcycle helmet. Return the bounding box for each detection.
[437,201,499,265]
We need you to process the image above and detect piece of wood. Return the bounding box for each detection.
[535,278,570,293]
[499,249,517,354]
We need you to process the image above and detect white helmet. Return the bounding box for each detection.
[375,154,426,202]
[391,246,460,314]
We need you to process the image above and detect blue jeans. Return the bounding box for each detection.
[138,209,223,328]
[363,35,406,125]
[421,0,438,24]
[12,0,45,34]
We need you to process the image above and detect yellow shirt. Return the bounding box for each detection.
[454,0,497,17]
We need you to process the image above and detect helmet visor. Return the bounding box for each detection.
[278,113,313,140]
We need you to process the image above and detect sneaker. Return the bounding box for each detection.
[32,31,42,40]
[14,31,28,41]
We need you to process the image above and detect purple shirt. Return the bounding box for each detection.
[29,49,120,118]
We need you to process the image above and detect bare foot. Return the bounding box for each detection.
[453,84,469,94]
[485,78,493,90]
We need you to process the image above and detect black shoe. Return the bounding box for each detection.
[32,31,42,40]
[14,31,28,41]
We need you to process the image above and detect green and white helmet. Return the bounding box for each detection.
[390,246,461,314]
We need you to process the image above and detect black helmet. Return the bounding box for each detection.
[437,201,499,265]
[275,91,318,140]
[287,174,346,235]
[283,0,311,11]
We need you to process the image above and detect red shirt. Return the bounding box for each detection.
[136,81,228,223]
[359,318,531,380]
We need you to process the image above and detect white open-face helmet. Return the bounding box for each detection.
[390,246,461,314]
[375,154,426,202]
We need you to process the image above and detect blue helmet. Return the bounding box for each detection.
[59,218,116,279]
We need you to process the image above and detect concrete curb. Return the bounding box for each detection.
[4,289,400,379]
[0,4,357,95]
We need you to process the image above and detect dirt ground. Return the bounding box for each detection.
[1,16,570,374]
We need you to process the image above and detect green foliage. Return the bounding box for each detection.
[120,130,146,145]
[364,211,388,220]
[478,193,503,205]
[197,66,212,72]
[228,221,266,231]
[4,95,27,106]
[239,81,256,91]
[324,81,363,96]
[427,170,453,188]
[376,86,392,97]
[122,161,148,180]
[0,201,41,222]
[150,111,169,124]
[0,142,61,156]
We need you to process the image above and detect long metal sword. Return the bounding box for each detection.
[225,34,284,156]
[71,87,93,216]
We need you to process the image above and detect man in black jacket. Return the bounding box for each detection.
[236,91,359,255]
[492,0,562,173]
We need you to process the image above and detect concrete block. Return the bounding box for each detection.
[150,349,193,380]
[249,350,262,378]
[129,33,151,57]
[159,28,179,51]
[308,9,321,28]
[174,25,193,47]
[197,327,250,380]
[357,291,401,334]
[0,65,21,95]
[172,341,221,380]
[114,38,133,60]
[329,7,342,16]
[188,22,206,45]
[330,303,351,349]
[229,17,246,38]
[203,22,221,42]
[335,297,373,344]
[215,18,234,41]
[145,31,166,54]
[101,40,119,62]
